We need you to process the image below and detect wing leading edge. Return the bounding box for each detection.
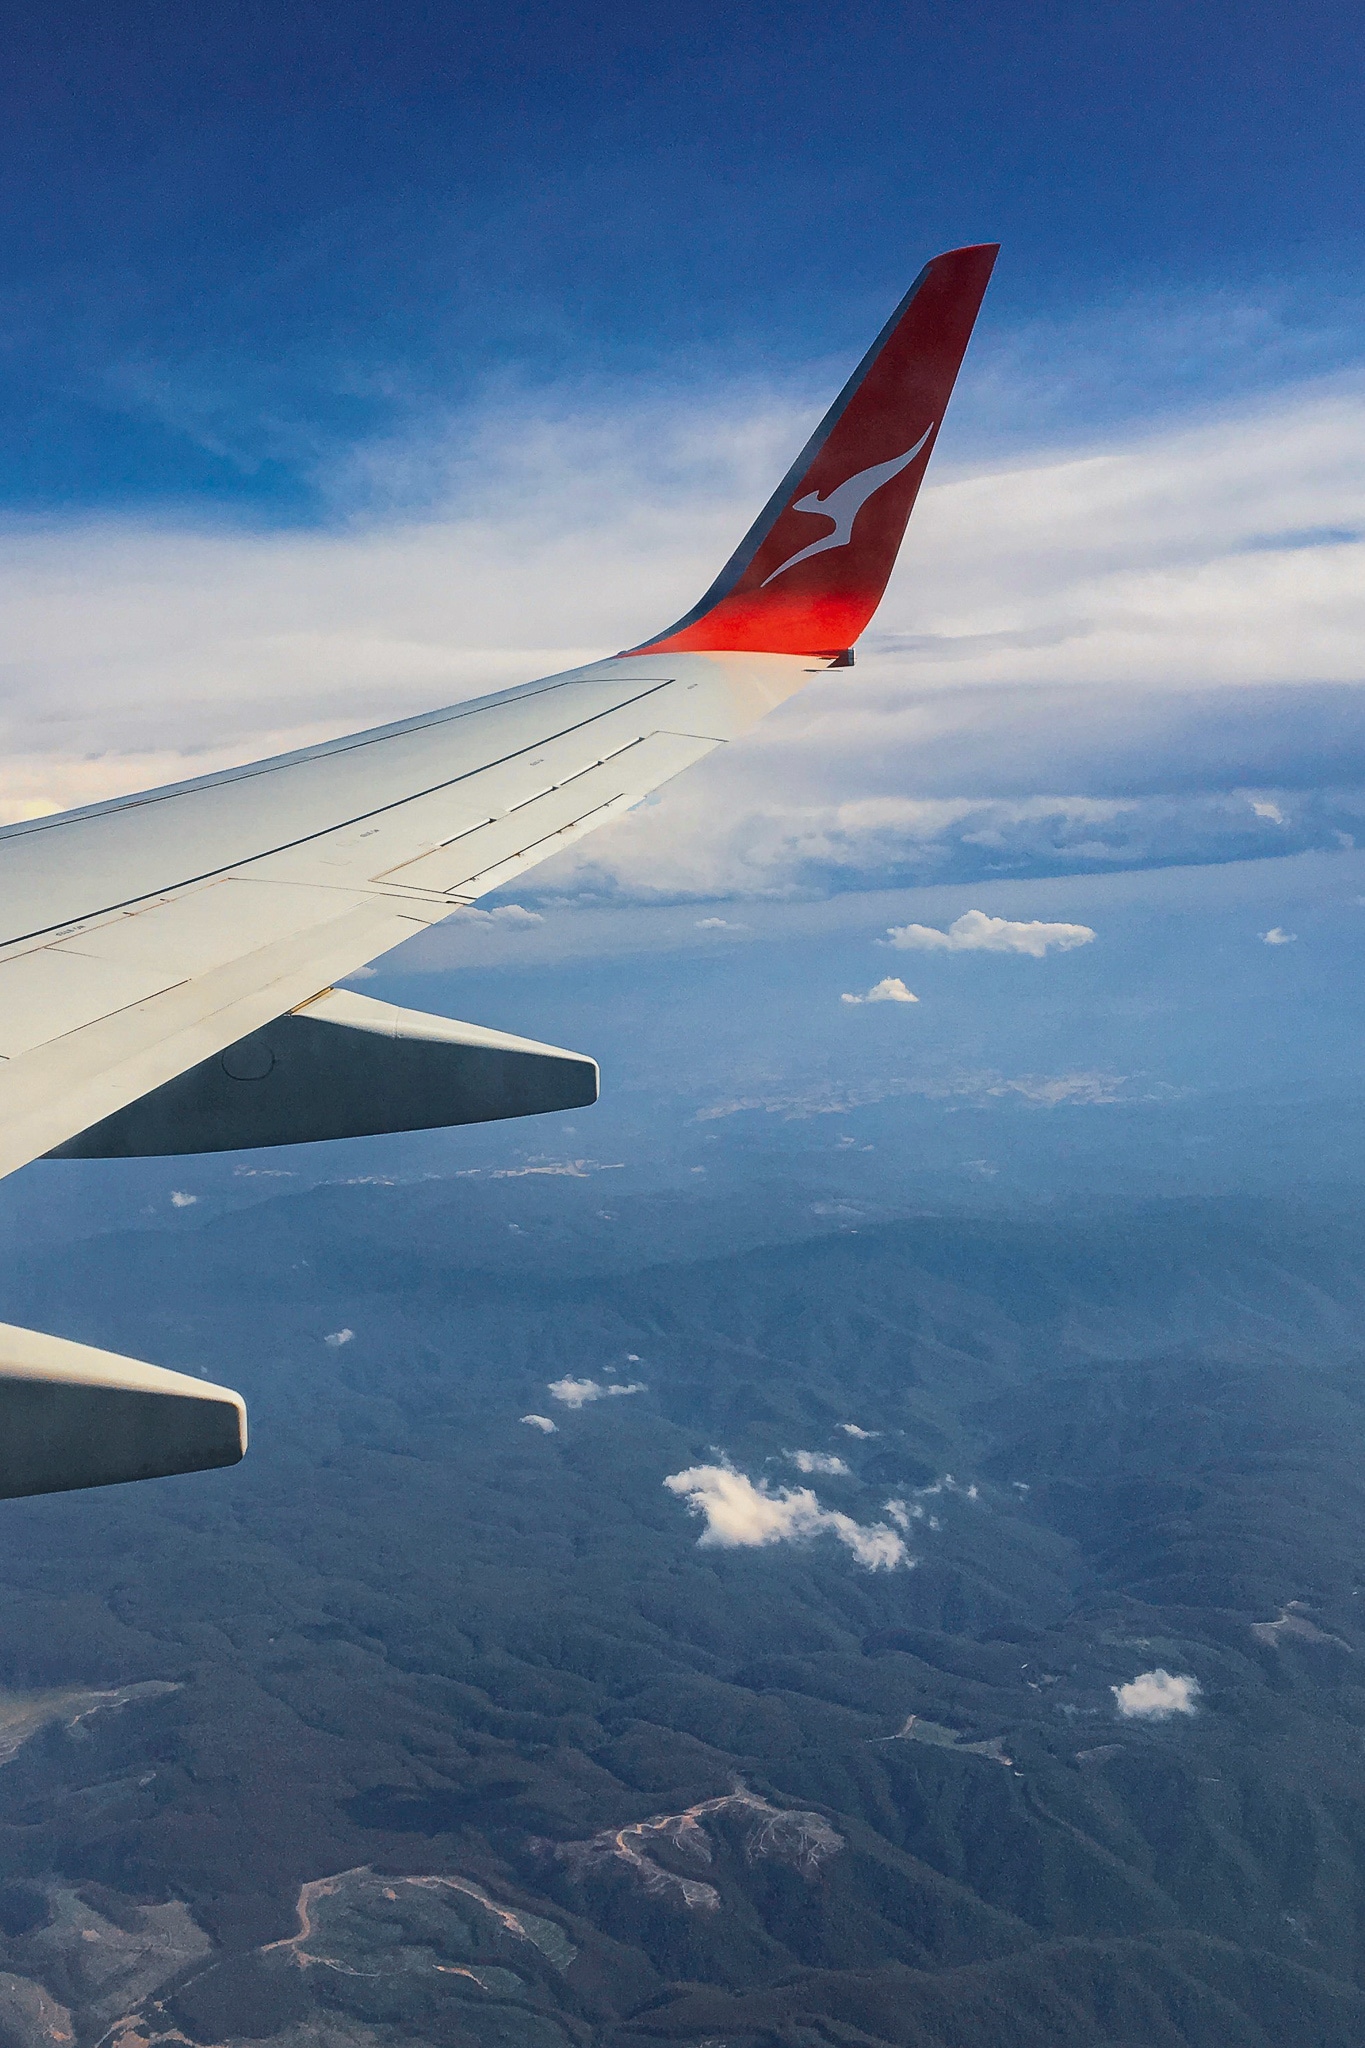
[0,244,996,1498]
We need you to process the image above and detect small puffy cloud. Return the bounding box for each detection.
[341,964,378,979]
[839,1423,879,1439]
[1112,1668,1202,1720]
[885,909,1096,958]
[914,1473,979,1502]
[1250,798,1286,824]
[449,903,543,927]
[664,1461,907,1569]
[786,1450,851,1475]
[1261,926,1297,944]
[324,1328,355,1348]
[547,1375,645,1408]
[170,1190,198,1208]
[695,916,746,930]
[841,976,919,1006]
[521,1413,558,1433]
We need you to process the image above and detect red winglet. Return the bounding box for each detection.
[629,244,998,658]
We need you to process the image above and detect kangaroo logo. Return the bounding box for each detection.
[761,425,935,586]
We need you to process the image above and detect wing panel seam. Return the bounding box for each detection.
[0,682,674,950]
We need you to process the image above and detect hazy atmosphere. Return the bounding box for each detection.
[3,6,1365,2046]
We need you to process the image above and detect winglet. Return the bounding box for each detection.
[628,244,998,658]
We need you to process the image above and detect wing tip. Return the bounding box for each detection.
[629,242,998,658]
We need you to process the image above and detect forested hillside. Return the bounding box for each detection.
[1,1182,1365,2046]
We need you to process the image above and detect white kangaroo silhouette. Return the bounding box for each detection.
[761,423,935,586]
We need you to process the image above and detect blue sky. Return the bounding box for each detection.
[4,0,1365,514]
[6,0,1365,1219]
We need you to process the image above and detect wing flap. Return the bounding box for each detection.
[0,946,185,1060]
[375,730,717,896]
[0,879,388,1062]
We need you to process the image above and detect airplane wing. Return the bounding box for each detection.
[0,242,997,1497]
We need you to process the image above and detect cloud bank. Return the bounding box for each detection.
[663,1461,907,1569]
[885,909,1096,956]
[1113,1668,1202,1719]
[5,360,1365,920]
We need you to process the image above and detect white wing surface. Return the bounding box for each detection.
[0,651,807,1179]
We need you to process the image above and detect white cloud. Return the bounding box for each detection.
[695,916,746,929]
[547,1375,645,1408]
[324,1328,355,1348]
[1250,798,1287,824]
[1261,926,1298,944]
[883,1498,924,1531]
[841,976,919,1006]
[521,1413,558,1433]
[1112,1668,1202,1720]
[447,903,544,927]
[663,1461,907,1569]
[9,352,1365,918]
[786,1450,851,1475]
[885,909,1096,956]
[913,1473,980,1503]
[839,1423,879,1439]
[533,781,1365,910]
[169,1190,198,1208]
